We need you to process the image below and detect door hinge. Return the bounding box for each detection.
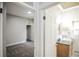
[0,8,3,13]
[43,16,46,20]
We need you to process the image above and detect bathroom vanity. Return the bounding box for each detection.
[56,39,73,57]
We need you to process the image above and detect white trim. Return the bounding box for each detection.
[0,10,3,57]
[6,41,26,47]
[0,2,3,57]
[58,4,64,11]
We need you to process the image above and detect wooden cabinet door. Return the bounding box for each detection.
[57,43,69,57]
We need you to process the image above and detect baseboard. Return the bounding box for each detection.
[6,41,26,47]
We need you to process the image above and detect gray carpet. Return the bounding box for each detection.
[6,42,34,57]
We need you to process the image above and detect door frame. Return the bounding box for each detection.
[34,3,59,57]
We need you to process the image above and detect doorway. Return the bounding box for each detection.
[27,25,32,42]
[45,2,79,57]
[4,2,35,57]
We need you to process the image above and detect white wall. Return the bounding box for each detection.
[45,5,61,57]
[6,14,33,46]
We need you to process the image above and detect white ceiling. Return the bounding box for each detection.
[24,2,33,7]
[39,2,59,9]
[6,2,59,19]
[24,2,59,9]
[6,2,35,19]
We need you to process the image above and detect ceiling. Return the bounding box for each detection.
[24,2,33,7]
[60,2,79,9]
[24,2,59,9]
[39,2,59,9]
[6,2,79,19]
[6,2,35,19]
[6,2,59,19]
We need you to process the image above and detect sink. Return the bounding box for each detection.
[57,38,72,45]
[60,40,72,45]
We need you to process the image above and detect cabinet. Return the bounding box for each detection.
[56,43,70,57]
